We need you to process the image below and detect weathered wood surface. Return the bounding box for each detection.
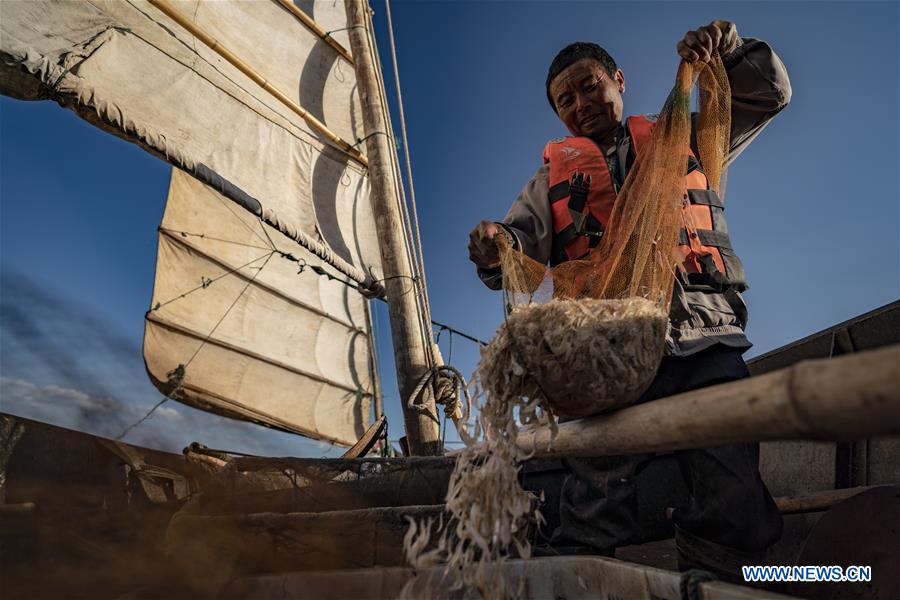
[774,484,887,514]
[179,456,454,516]
[0,415,198,599]
[519,345,900,457]
[341,415,388,459]
[166,505,444,591]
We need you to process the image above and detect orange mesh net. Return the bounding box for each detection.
[491,56,732,418]
[500,56,731,309]
[402,56,733,598]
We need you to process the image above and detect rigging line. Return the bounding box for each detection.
[351,131,389,149]
[365,298,384,420]
[448,327,454,364]
[116,395,169,440]
[359,10,423,315]
[273,0,354,64]
[438,328,455,453]
[159,225,483,351]
[438,327,456,452]
[112,0,363,175]
[384,0,433,332]
[120,252,276,440]
[257,214,279,251]
[432,320,488,347]
[323,25,366,39]
[158,227,274,252]
[183,251,276,368]
[149,251,273,312]
[146,0,368,167]
[367,4,434,365]
[212,190,274,249]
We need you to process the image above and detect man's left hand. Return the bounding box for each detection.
[677,20,741,63]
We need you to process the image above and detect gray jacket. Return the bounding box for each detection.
[478,38,792,356]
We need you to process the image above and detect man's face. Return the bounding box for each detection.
[549,58,626,138]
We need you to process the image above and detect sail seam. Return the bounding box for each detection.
[143,0,367,166]
[42,2,377,286]
[104,0,368,174]
[157,228,367,333]
[176,381,357,446]
[146,312,373,397]
[273,0,354,64]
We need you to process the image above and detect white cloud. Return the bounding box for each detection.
[0,377,343,458]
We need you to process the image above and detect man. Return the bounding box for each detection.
[468,21,791,580]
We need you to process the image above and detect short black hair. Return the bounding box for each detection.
[546,42,618,112]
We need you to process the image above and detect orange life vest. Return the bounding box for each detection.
[543,114,747,291]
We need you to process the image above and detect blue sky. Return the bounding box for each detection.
[1,1,897,455]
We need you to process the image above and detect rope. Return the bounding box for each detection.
[406,365,471,426]
[214,192,275,249]
[159,228,273,252]
[149,251,273,312]
[433,320,487,347]
[365,2,435,367]
[679,570,717,600]
[155,228,483,349]
[323,25,366,39]
[116,364,184,440]
[351,131,389,149]
[442,327,454,450]
[120,251,275,439]
[384,0,434,347]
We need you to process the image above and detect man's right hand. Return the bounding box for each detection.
[468,220,502,269]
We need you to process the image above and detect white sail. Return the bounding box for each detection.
[1,0,384,445]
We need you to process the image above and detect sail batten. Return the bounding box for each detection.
[273,0,355,64]
[146,0,367,167]
[2,0,384,446]
[146,313,373,397]
[157,229,368,334]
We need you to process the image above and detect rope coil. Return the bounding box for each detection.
[406,365,471,425]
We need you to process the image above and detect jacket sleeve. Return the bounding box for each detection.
[720,37,792,163]
[477,163,554,290]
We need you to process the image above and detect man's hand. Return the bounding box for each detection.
[677,20,740,63]
[468,220,502,269]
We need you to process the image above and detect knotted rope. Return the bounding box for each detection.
[406,365,471,425]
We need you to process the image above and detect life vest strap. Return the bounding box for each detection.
[678,228,733,250]
[696,229,732,250]
[687,189,724,208]
[549,180,570,203]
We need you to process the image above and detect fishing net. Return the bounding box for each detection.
[495,55,730,416]
[403,56,731,598]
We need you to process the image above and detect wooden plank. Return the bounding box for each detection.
[165,505,445,590]
[519,345,900,457]
[774,485,884,515]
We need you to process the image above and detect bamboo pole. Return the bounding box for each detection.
[519,345,900,457]
[344,1,441,455]
[146,0,366,168]
[774,485,882,515]
[274,0,354,64]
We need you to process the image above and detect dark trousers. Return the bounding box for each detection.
[535,345,783,555]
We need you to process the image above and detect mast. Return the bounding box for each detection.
[345,0,442,456]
